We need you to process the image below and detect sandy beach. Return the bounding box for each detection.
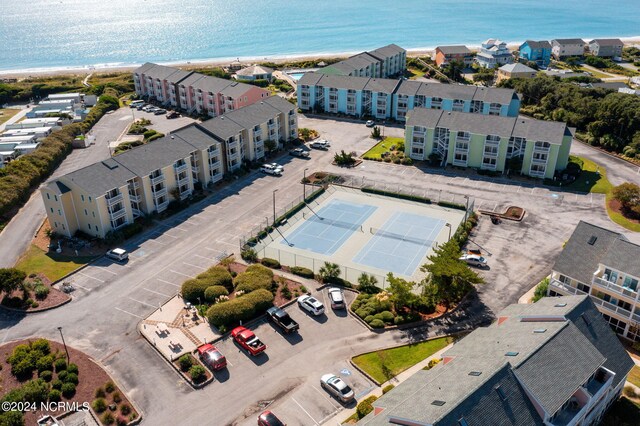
[2,37,639,80]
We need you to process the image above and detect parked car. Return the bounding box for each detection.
[166,111,180,119]
[320,374,355,403]
[310,140,329,150]
[327,288,345,309]
[106,248,128,262]
[289,148,309,158]
[142,105,155,112]
[266,306,299,334]
[260,164,282,176]
[269,163,284,173]
[196,344,227,370]
[459,254,488,268]
[365,120,375,127]
[298,294,324,316]
[136,104,147,110]
[130,100,144,108]
[231,326,266,356]
[257,410,285,426]
[154,108,167,115]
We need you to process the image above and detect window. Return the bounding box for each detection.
[58,210,62,215]
[89,197,92,202]
[84,209,88,216]
[50,208,54,213]
[47,193,50,200]
[54,222,57,228]
[88,224,92,230]
[81,195,85,202]
[495,385,507,401]
[93,212,96,218]
[54,195,58,201]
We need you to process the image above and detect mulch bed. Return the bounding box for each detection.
[171,353,212,385]
[0,339,138,426]
[36,219,106,257]
[0,274,70,312]
[608,198,640,225]
[306,171,339,185]
[227,262,305,307]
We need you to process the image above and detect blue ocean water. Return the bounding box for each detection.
[0,0,638,73]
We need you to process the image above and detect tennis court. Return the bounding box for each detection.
[282,199,377,255]
[353,212,445,276]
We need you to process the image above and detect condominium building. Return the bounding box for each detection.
[133,63,270,117]
[318,44,406,78]
[357,295,634,426]
[476,38,514,68]
[548,221,640,342]
[551,39,586,59]
[42,96,297,238]
[297,74,520,120]
[405,108,572,179]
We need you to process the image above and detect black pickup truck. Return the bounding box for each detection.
[266,306,300,333]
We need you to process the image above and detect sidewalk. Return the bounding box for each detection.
[321,343,454,426]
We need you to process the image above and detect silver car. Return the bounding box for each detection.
[459,254,488,268]
[320,374,355,403]
[327,288,345,309]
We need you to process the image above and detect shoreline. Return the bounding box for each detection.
[2,35,639,79]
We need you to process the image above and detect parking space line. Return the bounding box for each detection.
[311,385,340,409]
[99,268,118,275]
[115,307,144,319]
[194,254,213,261]
[158,278,180,287]
[183,262,206,270]
[143,288,172,297]
[204,247,219,252]
[530,187,535,194]
[128,297,158,308]
[145,239,166,245]
[77,272,105,283]
[169,270,195,278]
[517,186,521,192]
[160,233,178,239]
[71,282,91,291]
[291,397,319,425]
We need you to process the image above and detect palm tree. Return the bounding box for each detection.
[318,262,341,283]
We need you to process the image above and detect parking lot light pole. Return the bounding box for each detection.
[445,223,452,241]
[463,195,469,222]
[57,326,70,363]
[303,168,309,200]
[272,189,278,226]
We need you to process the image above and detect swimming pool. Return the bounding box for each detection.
[288,72,305,81]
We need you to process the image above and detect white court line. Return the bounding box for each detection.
[183,262,206,270]
[291,398,319,425]
[169,270,195,278]
[143,288,171,297]
[158,278,180,287]
[77,272,105,283]
[128,297,158,308]
[311,385,340,409]
[115,307,144,319]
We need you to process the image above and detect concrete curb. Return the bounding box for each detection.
[0,295,72,314]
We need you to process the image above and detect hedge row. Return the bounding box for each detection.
[181,266,233,303]
[436,200,467,211]
[0,92,120,220]
[233,264,274,293]
[361,187,431,204]
[289,266,314,278]
[205,289,274,327]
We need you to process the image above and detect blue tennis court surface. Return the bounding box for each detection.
[282,200,377,255]
[353,212,445,276]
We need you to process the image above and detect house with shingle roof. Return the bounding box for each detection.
[434,45,474,67]
[519,40,552,67]
[588,39,624,58]
[548,220,640,342]
[551,38,586,59]
[357,295,634,426]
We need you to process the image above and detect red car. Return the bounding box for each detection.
[196,344,227,370]
[258,410,285,426]
[231,326,266,356]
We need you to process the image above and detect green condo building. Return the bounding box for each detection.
[405,108,573,179]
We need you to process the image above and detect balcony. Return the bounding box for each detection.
[109,208,126,221]
[453,159,468,167]
[208,149,219,159]
[150,174,165,186]
[592,276,638,302]
[128,180,140,191]
[177,175,190,186]
[191,165,199,174]
[156,200,169,212]
[152,187,167,198]
[289,119,296,126]
[105,193,123,206]
[128,193,141,203]
[590,296,640,322]
[174,163,188,173]
[549,279,587,296]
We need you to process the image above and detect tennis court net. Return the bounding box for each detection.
[303,212,363,232]
[369,227,433,246]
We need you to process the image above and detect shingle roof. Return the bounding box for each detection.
[63,158,137,197]
[551,221,622,285]
[522,40,551,49]
[132,62,157,76]
[394,80,422,96]
[236,65,274,77]
[297,72,324,86]
[499,63,538,73]
[317,74,371,91]
[417,83,477,100]
[438,110,517,138]
[112,137,195,177]
[220,81,260,98]
[45,181,71,195]
[170,124,219,151]
[369,43,406,59]
[164,69,193,84]
[436,45,472,55]
[472,86,518,104]
[552,38,586,45]
[590,38,624,46]
[197,115,245,141]
[364,78,401,94]
[512,116,568,145]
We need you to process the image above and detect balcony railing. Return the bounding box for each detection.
[592,276,638,301]
[191,165,199,174]
[549,279,587,296]
[152,187,167,198]
[128,181,139,190]
[150,174,165,186]
[453,159,468,167]
[156,200,169,212]
[174,163,188,173]
[208,148,219,158]
[109,208,126,221]
[105,193,123,206]
[177,175,190,186]
[128,193,140,203]
[590,296,640,322]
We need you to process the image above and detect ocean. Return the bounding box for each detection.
[0,0,639,73]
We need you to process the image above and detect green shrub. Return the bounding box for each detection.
[189,365,206,383]
[393,315,406,325]
[54,358,67,372]
[181,266,233,303]
[436,201,466,210]
[241,248,258,262]
[233,267,273,293]
[101,412,115,425]
[34,285,50,300]
[39,370,53,382]
[369,319,385,328]
[260,258,281,269]
[61,382,76,398]
[67,363,79,374]
[112,391,121,403]
[92,398,108,413]
[246,263,274,278]
[95,387,106,398]
[11,358,35,379]
[2,388,25,404]
[120,403,132,415]
[377,311,395,323]
[51,379,63,390]
[206,289,274,327]
[105,381,115,393]
[57,370,68,381]
[36,354,54,372]
[64,372,79,384]
[48,389,62,402]
[31,339,50,355]
[382,384,395,394]
[289,266,314,278]
[196,266,234,290]
[364,315,374,323]
[356,395,378,419]
[204,285,229,303]
[178,354,193,372]
[22,379,49,404]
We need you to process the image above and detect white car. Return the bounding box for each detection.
[269,163,284,173]
[459,254,488,268]
[310,139,331,150]
[320,374,355,403]
[327,288,345,309]
[260,164,282,176]
[365,120,375,127]
[106,248,129,262]
[298,294,324,316]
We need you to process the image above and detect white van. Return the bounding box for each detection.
[106,248,129,262]
[129,100,144,108]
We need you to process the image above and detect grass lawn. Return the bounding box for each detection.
[15,245,96,282]
[601,397,640,426]
[363,137,405,159]
[628,365,640,388]
[0,108,20,126]
[545,156,612,194]
[352,337,452,383]
[406,67,426,79]
[578,66,613,79]
[606,192,640,232]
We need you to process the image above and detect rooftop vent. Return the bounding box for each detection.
[533,328,547,333]
[554,303,567,307]
[581,313,592,326]
[588,235,597,245]
[505,351,519,357]
[431,400,446,406]
[468,371,482,376]
[495,385,508,401]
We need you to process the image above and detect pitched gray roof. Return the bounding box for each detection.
[551,38,586,45]
[236,65,274,76]
[436,45,472,55]
[143,64,186,82]
[133,62,157,76]
[317,74,371,91]
[472,86,518,104]
[500,63,538,73]
[418,83,477,100]
[190,75,235,94]
[512,116,568,145]
[164,69,193,84]
[395,80,422,96]
[522,40,551,49]
[197,115,245,141]
[551,221,623,285]
[514,323,605,416]
[438,110,517,138]
[46,181,71,195]
[170,124,219,151]
[63,158,137,197]
[364,78,401,94]
[297,72,324,86]
[602,238,640,279]
[369,43,406,59]
[112,137,194,177]
[220,80,261,98]
[590,38,624,46]
[406,108,444,128]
